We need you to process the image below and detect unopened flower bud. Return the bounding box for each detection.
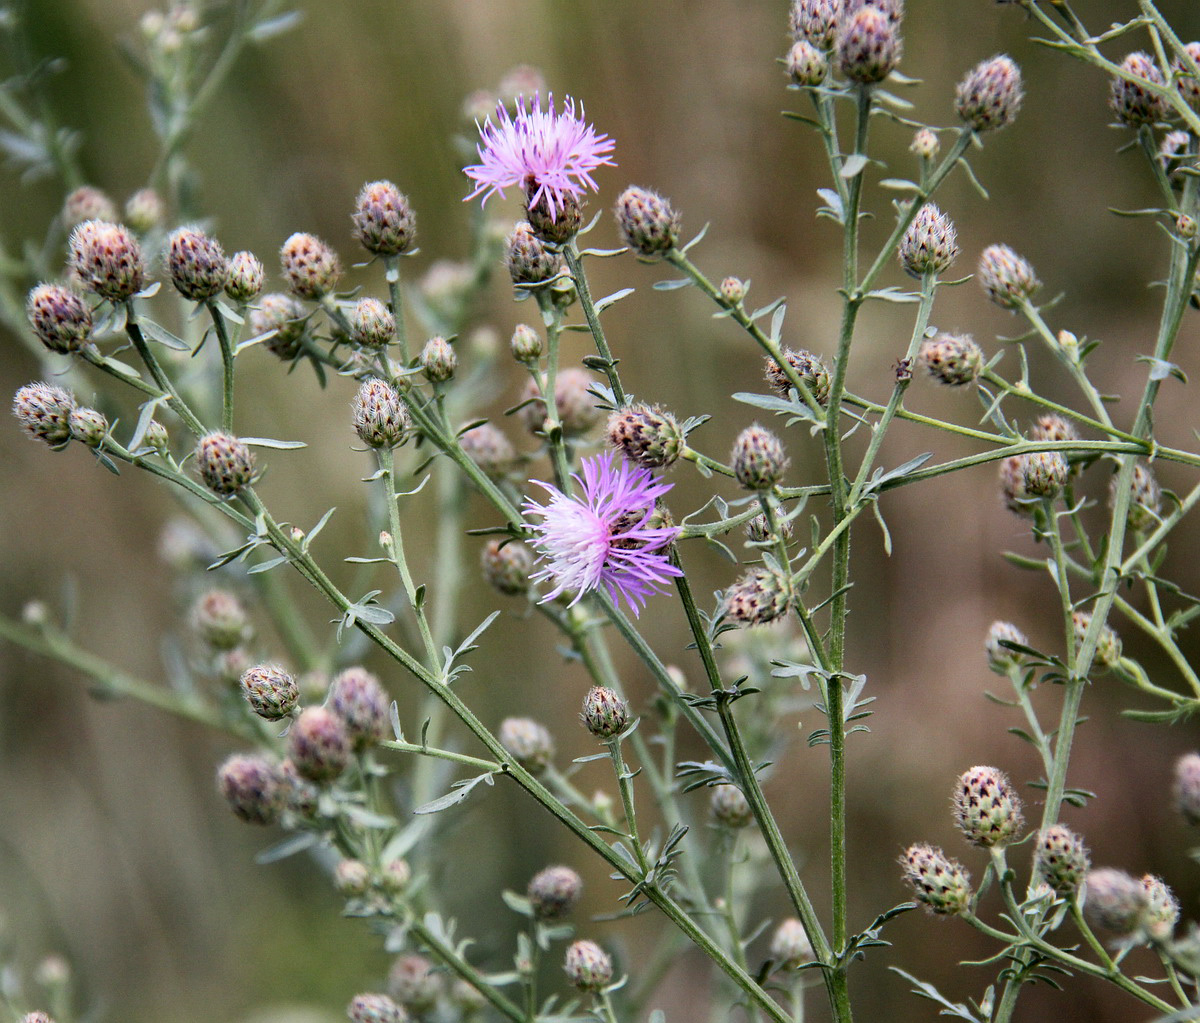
[954,766,1023,848]
[506,222,561,285]
[353,180,416,256]
[499,717,554,774]
[770,918,814,970]
[22,1013,55,1023]
[1034,824,1090,896]
[421,336,457,383]
[615,186,680,257]
[195,432,256,495]
[1178,214,1198,240]
[124,188,163,233]
[1071,610,1122,668]
[710,783,754,828]
[1110,463,1161,532]
[528,865,583,919]
[1083,868,1149,935]
[526,183,583,245]
[787,40,828,86]
[389,955,442,1013]
[289,706,351,783]
[901,843,972,915]
[1110,52,1168,127]
[733,424,788,490]
[240,664,298,720]
[68,220,146,302]
[191,589,248,650]
[985,621,1028,673]
[280,232,341,299]
[353,378,409,448]
[459,423,515,478]
[1030,414,1078,444]
[606,404,684,469]
[724,567,791,625]
[1141,875,1178,942]
[510,324,543,365]
[765,348,831,404]
[217,753,283,825]
[1174,42,1200,108]
[481,539,533,596]
[520,368,601,436]
[900,203,959,278]
[1022,450,1068,499]
[249,293,306,359]
[67,406,107,447]
[12,382,76,448]
[999,455,1031,514]
[334,858,371,896]
[955,55,1023,132]
[166,227,228,301]
[1174,752,1200,824]
[379,858,411,895]
[789,0,840,49]
[721,276,747,305]
[498,64,547,105]
[746,513,792,544]
[347,993,405,1023]
[144,419,169,455]
[838,5,901,85]
[224,251,264,304]
[581,686,629,739]
[978,244,1041,309]
[918,332,982,385]
[63,186,116,227]
[910,127,939,160]
[33,956,69,989]
[564,940,613,992]
[27,283,93,353]
[329,666,390,749]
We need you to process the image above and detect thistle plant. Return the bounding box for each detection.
[8,3,1200,1023]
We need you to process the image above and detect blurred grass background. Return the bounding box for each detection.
[4,0,1200,1020]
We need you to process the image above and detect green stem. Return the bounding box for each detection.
[207,299,237,433]
[383,254,411,363]
[125,307,206,436]
[563,241,626,405]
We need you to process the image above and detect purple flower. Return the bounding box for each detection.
[524,453,681,615]
[464,93,615,223]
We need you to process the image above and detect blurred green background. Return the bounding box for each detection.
[4,1,1200,1021]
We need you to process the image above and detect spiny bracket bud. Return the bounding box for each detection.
[564,940,613,992]
[421,335,457,383]
[389,955,443,1013]
[249,293,306,359]
[224,251,265,304]
[349,297,396,347]
[288,706,351,783]
[280,232,342,299]
[978,244,1041,309]
[195,432,256,495]
[63,186,116,227]
[347,993,405,1023]
[1021,451,1069,500]
[710,782,754,828]
[732,424,788,490]
[519,368,601,437]
[953,765,1024,848]
[527,183,583,245]
[124,188,164,233]
[506,222,561,285]
[787,40,828,87]
[837,5,901,85]
[1110,463,1161,533]
[985,620,1028,674]
[1030,413,1078,444]
[499,717,554,774]
[217,753,283,825]
[770,918,814,970]
[353,378,409,448]
[240,664,299,720]
[1083,868,1149,935]
[1034,824,1090,897]
[1141,875,1178,942]
[789,0,840,49]
[481,539,533,596]
[67,406,107,448]
[910,127,939,161]
[334,858,371,896]
[191,589,248,649]
[353,180,416,257]
[1110,52,1169,127]
[614,186,680,258]
[13,382,77,449]
[459,423,516,478]
[901,843,972,915]
[527,865,583,920]
[1071,610,1122,669]
[27,283,93,353]
[765,348,831,404]
[510,323,543,365]
[955,55,1024,133]
[166,226,228,301]
[723,566,791,625]
[1174,752,1200,824]
[899,203,959,278]
[1175,41,1200,108]
[918,332,982,386]
[607,404,684,469]
[329,666,390,749]
[68,220,147,303]
[581,686,629,739]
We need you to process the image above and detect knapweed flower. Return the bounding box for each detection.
[464,93,615,223]
[524,453,681,614]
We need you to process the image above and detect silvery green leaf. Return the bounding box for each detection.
[817,187,844,222]
[212,298,244,324]
[305,507,336,544]
[247,555,289,574]
[236,328,278,353]
[594,287,634,313]
[681,221,709,252]
[769,302,787,342]
[840,154,869,178]
[240,437,306,449]
[255,831,318,864]
[864,286,920,304]
[501,890,533,917]
[249,10,304,42]
[732,391,804,415]
[413,771,496,815]
[878,178,920,191]
[652,278,692,291]
[1138,355,1187,383]
[354,604,396,625]
[343,805,396,828]
[749,297,785,323]
[452,611,501,663]
[138,318,190,350]
[345,556,391,564]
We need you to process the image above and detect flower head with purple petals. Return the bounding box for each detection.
[464,93,615,223]
[524,453,681,615]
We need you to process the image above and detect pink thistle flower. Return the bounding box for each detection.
[464,93,615,223]
[524,453,681,615]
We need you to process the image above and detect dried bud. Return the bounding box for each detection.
[249,293,306,359]
[837,5,901,85]
[191,589,248,649]
[1110,52,1168,127]
[421,335,457,383]
[770,918,814,970]
[124,188,163,233]
[389,955,443,1013]
[724,567,791,625]
[1110,463,1161,533]
[506,222,561,285]
[520,368,601,436]
[1034,824,1090,896]
[353,378,409,448]
[607,404,684,469]
[68,220,147,302]
[918,332,982,386]
[240,664,299,720]
[1083,868,1149,935]
[347,993,405,1023]
[498,716,554,774]
[1174,42,1200,108]
[481,539,533,596]
[746,513,792,544]
[280,232,341,299]
[953,766,1023,848]
[63,186,117,226]
[12,382,76,448]
[790,0,841,48]
[710,783,754,828]
[224,251,265,304]
[910,127,939,160]
[581,686,629,739]
[288,706,351,783]
[510,323,543,365]
[195,432,256,495]
[901,843,972,915]
[721,277,747,305]
[1141,875,1178,942]
[564,940,613,992]
[955,55,1024,132]
[528,865,584,919]
[978,244,1041,309]
[765,348,831,404]
[1071,610,1122,668]
[329,666,390,749]
[787,40,828,86]
[27,283,93,353]
[732,424,788,490]
[166,227,228,301]
[353,180,416,256]
[899,203,959,277]
[1174,752,1200,824]
[1021,450,1068,499]
[334,858,371,896]
[217,753,283,825]
[614,186,680,257]
[985,620,1028,673]
[459,423,516,478]
[66,406,107,448]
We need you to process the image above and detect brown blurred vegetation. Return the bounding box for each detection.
[4,1,1200,1021]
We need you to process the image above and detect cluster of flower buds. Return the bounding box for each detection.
[606,404,684,469]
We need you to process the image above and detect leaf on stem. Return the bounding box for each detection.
[412,770,497,815]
